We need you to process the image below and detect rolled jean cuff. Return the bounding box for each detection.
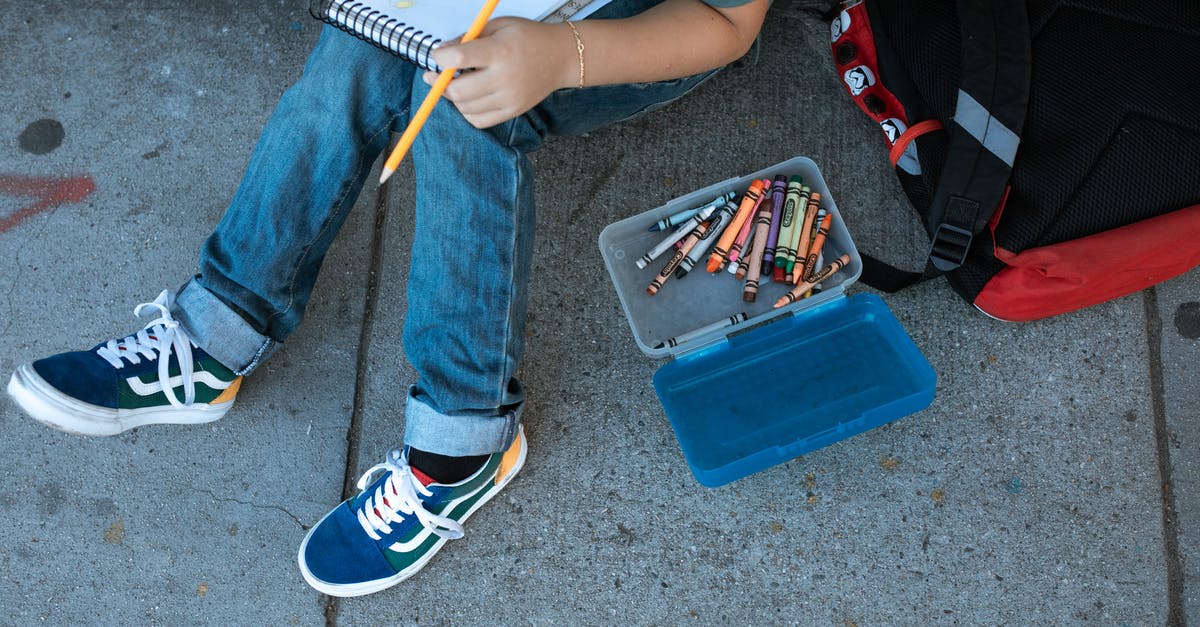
[172,278,278,376]
[403,386,522,456]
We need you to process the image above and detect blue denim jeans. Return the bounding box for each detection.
[171,1,722,456]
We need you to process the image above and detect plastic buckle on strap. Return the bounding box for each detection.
[928,222,973,271]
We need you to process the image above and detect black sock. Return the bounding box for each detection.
[407,448,489,484]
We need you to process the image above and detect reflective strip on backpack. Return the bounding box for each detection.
[954,89,1020,167]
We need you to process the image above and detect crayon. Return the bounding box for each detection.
[798,208,827,284]
[803,251,824,299]
[726,188,762,275]
[727,188,764,275]
[648,191,734,232]
[761,175,788,274]
[653,312,749,349]
[783,185,812,275]
[724,206,757,266]
[799,211,833,283]
[654,207,702,234]
[790,191,821,281]
[635,203,721,269]
[774,253,851,308]
[810,251,826,298]
[775,176,804,270]
[705,179,766,273]
[676,199,738,278]
[647,221,712,295]
[740,194,776,301]
[725,180,768,268]
[672,218,714,276]
[736,195,773,281]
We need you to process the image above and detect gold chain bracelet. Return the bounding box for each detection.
[565,21,585,89]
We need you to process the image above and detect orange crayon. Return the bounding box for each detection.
[796,211,833,283]
[774,253,851,308]
[724,179,769,267]
[647,221,711,295]
[705,180,765,273]
[724,186,765,270]
[790,191,821,283]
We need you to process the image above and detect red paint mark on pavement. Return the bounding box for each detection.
[0,174,96,234]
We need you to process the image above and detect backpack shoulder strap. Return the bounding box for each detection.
[860,0,1031,291]
[923,0,1032,272]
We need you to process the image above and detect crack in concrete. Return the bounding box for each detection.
[1,211,51,340]
[196,488,309,530]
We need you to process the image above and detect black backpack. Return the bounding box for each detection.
[829,0,1200,320]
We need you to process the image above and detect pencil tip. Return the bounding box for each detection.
[378,169,393,186]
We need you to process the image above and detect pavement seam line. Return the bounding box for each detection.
[325,157,394,627]
[1143,286,1186,626]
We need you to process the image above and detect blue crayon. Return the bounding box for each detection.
[648,191,735,232]
[635,203,721,269]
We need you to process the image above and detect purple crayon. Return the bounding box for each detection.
[761,175,788,275]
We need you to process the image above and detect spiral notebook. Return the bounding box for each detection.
[310,0,610,71]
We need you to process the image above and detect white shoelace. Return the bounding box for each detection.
[355,449,465,542]
[94,289,197,408]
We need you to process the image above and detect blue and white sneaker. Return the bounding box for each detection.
[298,427,527,597]
[6,290,241,436]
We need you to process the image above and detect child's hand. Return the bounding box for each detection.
[426,18,575,129]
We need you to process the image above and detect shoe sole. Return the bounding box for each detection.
[7,364,234,436]
[297,427,529,597]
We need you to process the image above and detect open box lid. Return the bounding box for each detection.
[652,292,936,487]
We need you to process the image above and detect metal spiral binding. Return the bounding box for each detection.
[309,0,442,70]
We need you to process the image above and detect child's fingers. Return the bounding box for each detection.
[435,69,495,105]
[459,108,509,130]
[429,18,516,69]
[431,71,510,128]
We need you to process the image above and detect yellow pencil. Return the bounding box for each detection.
[378,0,501,185]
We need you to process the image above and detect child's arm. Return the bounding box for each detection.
[427,0,770,129]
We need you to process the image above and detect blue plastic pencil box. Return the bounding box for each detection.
[598,156,937,487]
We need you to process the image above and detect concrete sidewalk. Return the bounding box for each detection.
[1,0,1194,624]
